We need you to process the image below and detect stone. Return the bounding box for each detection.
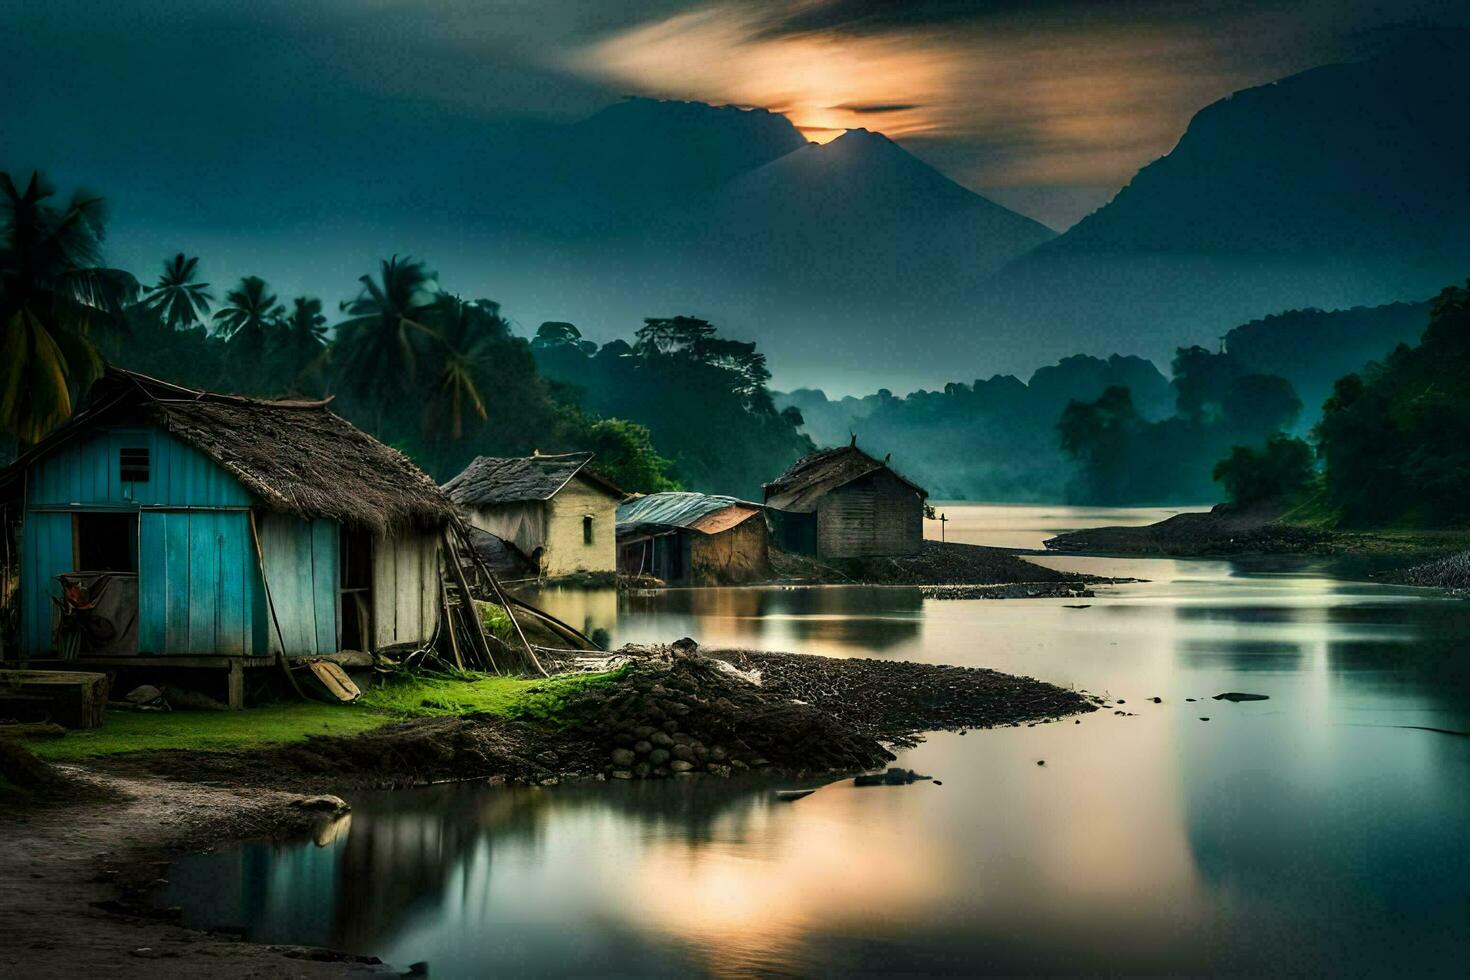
[292,795,350,815]
[634,762,652,778]
[671,636,699,654]
[633,725,657,739]
[669,760,694,773]
[633,740,653,754]
[709,746,728,762]
[672,744,695,763]
[1149,697,1162,704]
[649,748,670,766]
[731,759,749,770]
[671,731,692,745]
[537,750,560,765]
[613,733,634,747]
[650,731,675,748]
[1036,760,1045,767]
[693,746,710,761]
[611,770,633,780]
[610,748,636,767]
[653,766,670,777]
[661,719,680,734]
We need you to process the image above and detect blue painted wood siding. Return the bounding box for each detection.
[258,513,339,658]
[20,512,77,654]
[137,510,261,656]
[26,425,254,508]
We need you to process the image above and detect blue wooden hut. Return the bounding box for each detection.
[0,369,456,703]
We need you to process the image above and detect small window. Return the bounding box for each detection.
[119,447,150,482]
[583,515,594,545]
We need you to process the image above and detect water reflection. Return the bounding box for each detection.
[166,506,1470,976]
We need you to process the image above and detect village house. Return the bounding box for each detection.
[616,492,769,585]
[0,369,457,706]
[763,441,928,558]
[442,452,623,579]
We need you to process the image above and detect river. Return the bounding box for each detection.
[164,504,1470,976]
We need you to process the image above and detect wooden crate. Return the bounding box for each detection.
[0,670,110,728]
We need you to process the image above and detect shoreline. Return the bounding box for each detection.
[3,645,1099,976]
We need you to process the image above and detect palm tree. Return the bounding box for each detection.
[213,275,282,356]
[141,253,212,329]
[283,295,328,350]
[0,170,138,442]
[335,256,439,426]
[429,295,497,440]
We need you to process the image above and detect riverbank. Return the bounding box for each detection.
[2,644,1096,975]
[1382,550,1470,595]
[769,539,1094,587]
[1045,503,1470,560]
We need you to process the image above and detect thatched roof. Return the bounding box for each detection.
[617,492,763,537]
[443,452,623,506]
[763,443,927,513]
[465,527,536,579]
[3,369,456,532]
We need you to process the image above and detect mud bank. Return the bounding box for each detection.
[769,540,1094,587]
[3,644,1096,976]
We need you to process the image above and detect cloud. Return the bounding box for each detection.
[835,102,922,114]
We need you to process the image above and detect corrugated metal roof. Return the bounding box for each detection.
[616,492,763,537]
[763,444,927,513]
[442,453,622,506]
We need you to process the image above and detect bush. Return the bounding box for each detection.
[1213,433,1315,506]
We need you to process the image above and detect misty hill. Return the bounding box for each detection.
[776,353,1171,501]
[1224,299,1434,420]
[506,99,809,235]
[973,44,1470,373]
[697,129,1055,299]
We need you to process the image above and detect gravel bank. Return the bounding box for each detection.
[1386,550,1470,593]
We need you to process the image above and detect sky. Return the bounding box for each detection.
[5,0,1466,230]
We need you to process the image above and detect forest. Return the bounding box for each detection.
[0,171,807,495]
[3,169,1466,525]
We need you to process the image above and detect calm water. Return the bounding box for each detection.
[166,505,1470,976]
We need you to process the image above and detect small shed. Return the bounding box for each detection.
[616,492,769,585]
[763,442,928,558]
[0,369,456,699]
[442,452,623,579]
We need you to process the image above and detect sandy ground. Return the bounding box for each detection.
[0,771,387,978]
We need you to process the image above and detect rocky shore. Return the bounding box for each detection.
[2,642,1098,975]
[1384,550,1470,594]
[1044,503,1331,556]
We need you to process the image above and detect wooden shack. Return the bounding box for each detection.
[0,369,456,703]
[442,452,623,579]
[616,492,769,585]
[763,442,928,558]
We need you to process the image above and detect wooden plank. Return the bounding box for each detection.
[372,534,397,648]
[226,658,244,710]
[311,520,339,656]
[163,511,192,652]
[0,669,108,728]
[215,513,248,657]
[187,512,221,654]
[137,511,169,653]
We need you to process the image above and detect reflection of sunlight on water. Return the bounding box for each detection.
[165,505,1470,976]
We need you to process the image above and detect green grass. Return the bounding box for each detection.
[27,702,392,761]
[23,668,625,761]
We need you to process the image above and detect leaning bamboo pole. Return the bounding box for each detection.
[449,518,546,677]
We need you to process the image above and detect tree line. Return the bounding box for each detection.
[0,171,807,494]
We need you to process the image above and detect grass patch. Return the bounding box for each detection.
[23,668,627,760]
[27,703,392,761]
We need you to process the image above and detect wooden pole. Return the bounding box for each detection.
[442,530,499,675]
[451,519,545,676]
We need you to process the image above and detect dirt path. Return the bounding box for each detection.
[0,772,383,978]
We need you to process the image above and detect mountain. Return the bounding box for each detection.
[971,44,1470,372]
[697,129,1055,300]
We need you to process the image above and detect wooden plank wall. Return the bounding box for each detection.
[258,513,339,658]
[137,510,258,656]
[817,470,923,558]
[27,426,254,508]
[20,513,74,654]
[371,531,440,649]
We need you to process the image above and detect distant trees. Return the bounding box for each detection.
[1057,349,1306,505]
[1315,280,1470,525]
[141,253,212,329]
[532,316,809,497]
[1213,434,1315,507]
[0,171,137,443]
